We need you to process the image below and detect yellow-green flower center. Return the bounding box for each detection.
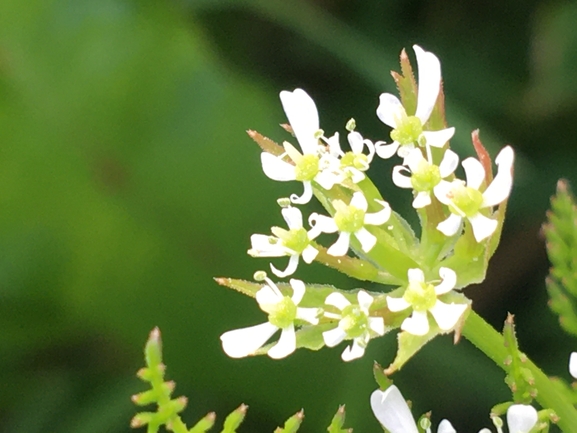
[448,183,484,217]
[410,161,441,192]
[340,304,369,339]
[341,151,369,171]
[403,280,437,311]
[333,201,365,233]
[390,116,423,145]
[294,154,320,181]
[271,227,309,253]
[265,296,297,329]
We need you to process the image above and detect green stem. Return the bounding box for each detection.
[462,310,577,432]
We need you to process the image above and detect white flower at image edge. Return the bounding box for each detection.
[375,45,455,161]
[392,147,459,208]
[434,146,514,242]
[309,192,391,257]
[220,278,320,359]
[387,267,467,336]
[322,290,385,361]
[248,206,319,278]
[569,352,577,379]
[260,88,340,204]
[371,386,456,433]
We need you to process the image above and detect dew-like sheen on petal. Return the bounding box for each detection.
[268,324,296,359]
[370,386,419,433]
[220,322,278,358]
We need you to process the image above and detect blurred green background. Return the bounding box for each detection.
[2,0,577,431]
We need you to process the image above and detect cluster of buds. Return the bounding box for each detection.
[219,44,514,367]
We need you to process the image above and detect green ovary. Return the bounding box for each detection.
[341,152,368,171]
[340,305,369,339]
[410,164,441,192]
[267,297,297,329]
[295,154,320,181]
[449,184,483,217]
[279,227,309,253]
[334,205,365,233]
[403,281,437,311]
[390,116,423,145]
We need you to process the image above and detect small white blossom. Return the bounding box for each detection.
[322,290,385,361]
[220,277,320,359]
[387,267,467,336]
[434,146,514,242]
[479,405,538,433]
[249,207,320,277]
[375,45,455,162]
[261,88,341,204]
[324,130,376,184]
[392,147,459,208]
[371,385,456,433]
[569,352,577,379]
[309,192,391,256]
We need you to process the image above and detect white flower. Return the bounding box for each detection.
[392,147,459,208]
[569,352,577,379]
[479,405,538,433]
[248,207,320,277]
[371,385,456,433]
[260,89,340,204]
[375,45,455,161]
[434,146,515,242]
[309,192,391,256]
[220,277,320,359]
[322,290,385,361]
[386,267,467,336]
[325,130,376,184]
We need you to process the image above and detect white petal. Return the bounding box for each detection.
[401,311,429,336]
[437,214,463,237]
[421,127,455,148]
[437,419,457,433]
[386,296,410,312]
[506,404,538,433]
[412,191,431,209]
[370,386,419,433]
[435,267,457,295]
[325,292,351,310]
[433,180,455,205]
[301,244,319,263]
[413,45,441,124]
[347,131,364,154]
[462,157,485,190]
[267,324,296,359]
[327,232,351,256]
[350,191,368,211]
[296,307,320,325]
[347,167,366,184]
[289,278,306,304]
[569,352,577,379]
[439,149,459,178]
[357,290,374,311]
[315,169,340,190]
[429,300,467,331]
[375,141,400,159]
[398,143,416,162]
[256,285,283,306]
[478,429,492,433]
[405,148,425,171]
[355,227,377,252]
[279,89,319,155]
[323,326,347,347]
[261,153,296,181]
[326,132,343,156]
[282,207,303,230]
[220,322,278,358]
[341,339,366,361]
[408,268,425,283]
[377,93,405,128]
[270,255,299,278]
[364,138,376,161]
[482,146,515,207]
[369,317,386,336]
[250,234,286,257]
[468,213,498,242]
[364,201,392,226]
[309,213,339,234]
[392,166,413,189]
[290,181,313,204]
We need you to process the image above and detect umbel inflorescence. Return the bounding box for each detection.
[219,44,514,365]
